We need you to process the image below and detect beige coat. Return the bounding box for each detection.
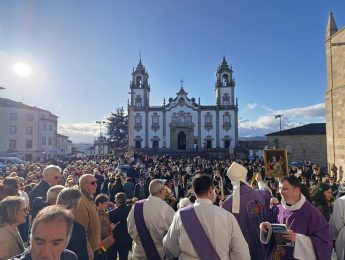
[74,191,101,251]
[0,224,25,259]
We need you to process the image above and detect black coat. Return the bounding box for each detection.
[108,205,132,248]
[134,183,149,200]
[29,180,50,204]
[66,221,88,260]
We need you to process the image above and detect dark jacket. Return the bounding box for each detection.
[134,183,149,200]
[109,183,125,202]
[11,248,78,260]
[108,204,132,248]
[29,180,50,204]
[123,182,135,199]
[66,220,88,260]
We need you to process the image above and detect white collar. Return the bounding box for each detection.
[195,198,213,205]
[281,194,306,211]
[148,195,162,201]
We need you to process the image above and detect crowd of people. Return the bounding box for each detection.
[0,153,344,259]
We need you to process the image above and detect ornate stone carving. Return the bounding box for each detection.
[151,113,160,132]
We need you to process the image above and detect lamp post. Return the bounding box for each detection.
[275,115,283,131]
[96,121,106,155]
[96,121,106,137]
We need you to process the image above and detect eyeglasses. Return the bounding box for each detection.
[54,176,60,180]
[90,181,96,186]
[21,207,29,213]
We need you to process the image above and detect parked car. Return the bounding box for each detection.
[0,157,25,169]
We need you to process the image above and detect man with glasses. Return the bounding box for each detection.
[29,165,62,204]
[29,165,62,219]
[74,174,101,260]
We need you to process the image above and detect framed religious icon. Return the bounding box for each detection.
[263,149,288,178]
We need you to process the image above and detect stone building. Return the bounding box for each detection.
[325,12,345,178]
[127,57,239,152]
[266,123,327,166]
[0,98,58,161]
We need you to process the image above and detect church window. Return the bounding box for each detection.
[134,113,142,132]
[151,136,160,149]
[223,94,230,106]
[135,95,142,109]
[151,113,160,132]
[223,112,231,131]
[222,74,229,86]
[204,112,213,131]
[134,136,142,148]
[136,76,142,88]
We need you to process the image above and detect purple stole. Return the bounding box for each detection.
[180,205,221,260]
[134,200,161,260]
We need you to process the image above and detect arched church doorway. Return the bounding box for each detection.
[178,131,186,150]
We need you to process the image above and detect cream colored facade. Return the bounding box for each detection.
[0,98,58,161]
[128,57,239,151]
[325,12,345,180]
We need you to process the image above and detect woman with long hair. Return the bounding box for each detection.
[0,196,28,259]
[311,183,333,222]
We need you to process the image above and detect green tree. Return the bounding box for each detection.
[106,107,128,148]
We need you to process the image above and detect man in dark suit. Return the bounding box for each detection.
[134,176,149,200]
[108,193,132,260]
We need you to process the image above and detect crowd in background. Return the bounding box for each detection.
[0,153,343,259]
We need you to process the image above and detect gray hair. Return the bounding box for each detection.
[46,185,65,204]
[149,179,164,196]
[43,165,62,177]
[56,188,82,210]
[178,198,192,209]
[115,192,127,205]
[31,205,74,242]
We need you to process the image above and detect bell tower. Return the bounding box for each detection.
[215,56,235,106]
[130,59,150,109]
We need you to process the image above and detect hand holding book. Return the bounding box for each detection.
[281,229,296,242]
[271,224,295,247]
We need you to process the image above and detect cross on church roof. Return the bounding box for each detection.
[180,79,184,88]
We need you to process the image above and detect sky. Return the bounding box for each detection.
[0,0,344,143]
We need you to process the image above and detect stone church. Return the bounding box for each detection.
[127,57,239,151]
[325,12,345,180]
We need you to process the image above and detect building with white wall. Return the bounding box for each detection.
[56,134,72,158]
[0,98,58,161]
[128,57,239,151]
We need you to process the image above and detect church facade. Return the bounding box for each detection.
[128,57,238,151]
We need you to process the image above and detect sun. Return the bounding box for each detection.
[13,62,32,77]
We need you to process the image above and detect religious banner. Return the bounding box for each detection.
[263,149,288,178]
